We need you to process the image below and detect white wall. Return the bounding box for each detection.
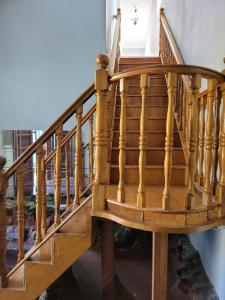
[154,1,225,299]
[0,0,105,129]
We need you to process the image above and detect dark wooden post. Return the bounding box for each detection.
[152,232,168,300]
[0,157,8,288]
[101,220,115,300]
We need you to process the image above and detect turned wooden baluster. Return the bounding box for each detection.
[199,96,206,186]
[216,82,225,216]
[117,78,128,203]
[92,54,109,210]
[65,141,71,209]
[36,145,45,244]
[203,79,217,206]
[162,72,177,209]
[0,157,8,287]
[89,114,94,183]
[212,88,221,194]
[54,126,63,225]
[16,164,25,261]
[74,105,83,208]
[137,74,148,208]
[186,75,201,209]
[41,148,47,236]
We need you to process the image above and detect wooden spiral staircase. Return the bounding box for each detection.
[0,8,225,300]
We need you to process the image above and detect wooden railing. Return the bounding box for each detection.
[110,65,224,211]
[159,7,225,210]
[0,8,121,287]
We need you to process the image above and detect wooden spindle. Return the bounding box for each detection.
[186,75,201,209]
[54,126,63,225]
[203,79,217,206]
[36,145,45,244]
[212,88,221,194]
[216,82,225,216]
[199,96,206,186]
[0,157,8,287]
[162,72,177,210]
[74,105,83,208]
[93,54,109,210]
[117,78,128,203]
[80,142,85,193]
[41,148,47,237]
[16,164,25,261]
[89,114,94,183]
[137,74,148,208]
[65,141,71,210]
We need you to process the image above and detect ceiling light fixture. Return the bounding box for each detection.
[132,5,139,26]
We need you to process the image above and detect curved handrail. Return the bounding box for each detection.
[5,83,95,178]
[111,64,225,82]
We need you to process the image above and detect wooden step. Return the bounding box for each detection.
[116,95,168,105]
[110,165,185,185]
[127,85,167,95]
[112,131,181,148]
[114,117,174,131]
[127,77,166,86]
[119,57,161,64]
[119,63,161,71]
[111,147,185,165]
[115,105,168,118]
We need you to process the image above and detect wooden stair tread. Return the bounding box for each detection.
[110,164,185,169]
[111,146,182,150]
[113,130,179,134]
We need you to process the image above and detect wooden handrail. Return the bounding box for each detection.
[109,8,121,75]
[160,8,184,64]
[111,64,224,82]
[5,83,95,178]
[45,104,96,164]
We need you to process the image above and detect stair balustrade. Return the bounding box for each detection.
[110,64,224,213]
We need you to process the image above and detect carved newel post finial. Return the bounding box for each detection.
[160,7,165,15]
[96,53,109,70]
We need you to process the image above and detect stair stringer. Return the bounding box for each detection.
[0,203,92,300]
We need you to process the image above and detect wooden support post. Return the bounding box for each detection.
[16,164,25,261]
[36,145,45,244]
[0,157,8,288]
[65,141,71,210]
[41,148,47,237]
[152,232,168,300]
[186,74,201,209]
[117,78,128,203]
[54,126,63,225]
[92,54,110,210]
[101,220,115,300]
[199,96,206,186]
[216,82,225,216]
[203,79,217,206]
[89,114,94,183]
[212,87,221,194]
[74,105,83,208]
[137,74,148,208]
[162,72,177,209]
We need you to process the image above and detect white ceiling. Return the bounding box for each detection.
[120,0,151,49]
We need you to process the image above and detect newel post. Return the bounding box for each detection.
[0,157,8,288]
[92,54,110,210]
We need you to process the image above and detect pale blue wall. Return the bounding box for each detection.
[0,0,105,129]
